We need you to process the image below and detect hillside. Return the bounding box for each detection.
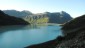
[0,10,29,25]
[56,15,85,48]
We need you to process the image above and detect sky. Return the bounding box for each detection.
[0,0,85,18]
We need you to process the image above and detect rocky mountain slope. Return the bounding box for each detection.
[44,11,72,24]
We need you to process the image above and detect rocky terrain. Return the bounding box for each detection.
[56,15,85,48]
[26,15,85,48]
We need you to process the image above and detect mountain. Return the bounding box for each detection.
[43,11,72,24]
[0,10,29,25]
[3,10,72,24]
[24,11,72,24]
[3,10,33,18]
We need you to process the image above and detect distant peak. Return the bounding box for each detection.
[61,11,67,13]
[45,12,50,13]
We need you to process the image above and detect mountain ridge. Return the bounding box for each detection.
[3,10,72,24]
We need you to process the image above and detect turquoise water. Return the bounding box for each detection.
[0,24,62,48]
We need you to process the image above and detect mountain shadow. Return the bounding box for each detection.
[0,10,29,26]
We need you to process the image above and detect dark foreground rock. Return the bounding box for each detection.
[0,10,29,25]
[56,15,85,48]
[26,39,57,48]
[26,15,85,48]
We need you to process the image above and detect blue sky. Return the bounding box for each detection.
[0,0,85,18]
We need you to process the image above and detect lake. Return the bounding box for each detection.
[0,24,62,48]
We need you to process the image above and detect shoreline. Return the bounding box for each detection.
[30,23,63,26]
